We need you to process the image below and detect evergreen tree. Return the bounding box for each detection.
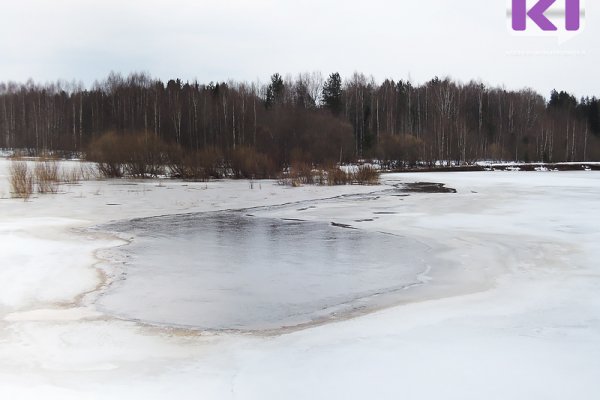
[322,72,343,116]
[587,97,600,136]
[265,73,284,108]
[549,89,577,109]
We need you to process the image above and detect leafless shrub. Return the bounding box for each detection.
[229,147,277,179]
[34,161,61,193]
[327,167,350,186]
[87,132,125,178]
[279,164,379,187]
[278,163,315,187]
[167,146,223,181]
[122,135,167,178]
[375,134,424,169]
[87,132,168,178]
[165,145,187,178]
[290,162,315,185]
[9,161,34,199]
[315,169,327,185]
[353,165,380,185]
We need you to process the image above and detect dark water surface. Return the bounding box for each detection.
[96,212,430,331]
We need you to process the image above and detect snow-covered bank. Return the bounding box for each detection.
[1,158,600,399]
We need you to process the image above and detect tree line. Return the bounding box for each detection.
[1,72,599,167]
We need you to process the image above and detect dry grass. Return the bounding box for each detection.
[279,165,379,187]
[315,169,327,185]
[291,163,315,185]
[9,161,34,199]
[353,165,380,185]
[60,163,97,183]
[278,163,316,187]
[327,167,351,186]
[34,161,61,193]
[60,168,81,184]
[80,164,98,180]
[7,159,98,200]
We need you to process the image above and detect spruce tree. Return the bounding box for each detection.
[265,73,284,108]
[322,72,343,116]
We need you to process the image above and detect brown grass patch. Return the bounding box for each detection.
[353,165,380,185]
[327,167,350,186]
[34,161,61,193]
[9,161,34,199]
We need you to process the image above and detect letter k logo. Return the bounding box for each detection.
[512,0,581,31]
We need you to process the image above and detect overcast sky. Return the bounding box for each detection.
[0,0,597,98]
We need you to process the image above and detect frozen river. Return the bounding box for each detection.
[2,162,600,399]
[96,212,431,331]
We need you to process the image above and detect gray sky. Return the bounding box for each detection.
[0,0,597,98]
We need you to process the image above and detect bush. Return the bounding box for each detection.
[289,162,315,185]
[327,167,350,186]
[34,161,61,193]
[353,165,380,185]
[229,147,277,179]
[87,132,168,178]
[279,164,379,186]
[376,134,424,167]
[121,135,167,178]
[277,163,314,187]
[9,161,34,199]
[167,146,223,181]
[87,132,125,178]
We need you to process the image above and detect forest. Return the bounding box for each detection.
[1,72,599,172]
